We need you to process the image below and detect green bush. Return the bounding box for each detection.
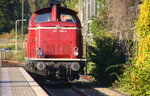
[118,0,150,95]
[88,36,123,86]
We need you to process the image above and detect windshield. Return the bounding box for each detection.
[35,13,51,23]
[60,13,76,23]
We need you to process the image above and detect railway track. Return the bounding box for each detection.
[36,79,127,96]
[70,85,90,96]
[44,86,89,96]
[40,81,90,96]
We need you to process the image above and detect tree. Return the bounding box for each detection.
[119,0,150,95]
[35,0,50,10]
[0,0,22,34]
[0,0,10,33]
[65,0,78,11]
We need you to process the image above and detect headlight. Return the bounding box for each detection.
[74,51,78,56]
[38,51,43,56]
[37,47,43,56]
[74,47,79,51]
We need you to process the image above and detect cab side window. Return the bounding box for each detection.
[60,13,76,23]
[35,13,51,23]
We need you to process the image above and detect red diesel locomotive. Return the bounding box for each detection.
[25,4,86,80]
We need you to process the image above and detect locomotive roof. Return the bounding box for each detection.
[34,6,78,14]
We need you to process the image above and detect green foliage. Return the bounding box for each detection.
[118,0,150,95]
[136,0,150,38]
[88,36,123,86]
[0,0,31,34]
[90,17,108,39]
[88,0,125,86]
[96,0,107,16]
[35,0,50,10]
[87,62,96,75]
[0,0,21,33]
[18,50,25,61]
[64,0,78,11]
[0,51,14,60]
[90,0,108,39]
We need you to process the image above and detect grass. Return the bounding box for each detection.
[0,30,26,62]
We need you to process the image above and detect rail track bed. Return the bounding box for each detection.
[37,81,89,96]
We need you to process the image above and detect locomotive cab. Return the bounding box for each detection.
[25,4,86,80]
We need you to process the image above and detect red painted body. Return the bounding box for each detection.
[26,5,83,59]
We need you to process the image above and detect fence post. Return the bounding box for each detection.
[0,51,1,67]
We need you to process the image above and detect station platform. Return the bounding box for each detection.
[0,67,48,96]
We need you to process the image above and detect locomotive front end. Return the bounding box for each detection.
[25,4,86,80]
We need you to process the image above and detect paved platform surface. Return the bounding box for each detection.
[0,67,48,96]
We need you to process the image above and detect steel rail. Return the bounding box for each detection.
[40,85,56,96]
[70,85,90,96]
